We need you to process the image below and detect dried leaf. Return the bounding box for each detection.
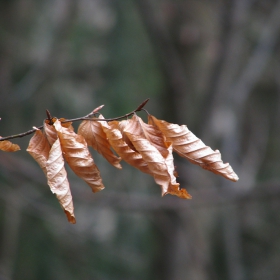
[149,115,239,182]
[26,130,50,175]
[109,120,135,151]
[100,121,151,174]
[44,118,73,146]
[46,138,76,224]
[53,120,104,193]
[124,115,169,158]
[0,140,20,152]
[44,119,58,146]
[125,132,191,199]
[77,116,122,169]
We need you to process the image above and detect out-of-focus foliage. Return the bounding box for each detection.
[1,0,280,280]
[0,140,20,152]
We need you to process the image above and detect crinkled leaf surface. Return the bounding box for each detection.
[54,120,104,193]
[44,118,58,146]
[0,140,20,152]
[26,130,50,175]
[44,118,73,146]
[149,115,239,182]
[124,115,169,158]
[100,121,151,174]
[109,120,135,151]
[125,132,191,199]
[46,138,76,224]
[78,115,122,169]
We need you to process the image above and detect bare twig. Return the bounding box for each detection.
[65,98,150,123]
[0,99,150,141]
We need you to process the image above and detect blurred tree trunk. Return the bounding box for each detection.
[135,1,210,279]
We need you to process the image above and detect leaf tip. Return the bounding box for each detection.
[65,210,76,224]
[163,184,192,199]
[229,173,239,182]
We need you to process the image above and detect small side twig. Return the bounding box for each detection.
[63,98,150,123]
[0,99,150,142]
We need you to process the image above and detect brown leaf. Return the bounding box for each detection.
[0,140,20,152]
[100,121,151,174]
[46,138,76,224]
[149,115,239,182]
[44,118,73,146]
[109,120,135,151]
[77,115,122,169]
[125,132,191,199]
[26,130,50,175]
[123,115,169,158]
[53,120,104,193]
[44,119,58,146]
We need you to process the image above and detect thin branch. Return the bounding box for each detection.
[0,99,150,142]
[0,127,43,141]
[65,98,150,123]
[0,98,150,141]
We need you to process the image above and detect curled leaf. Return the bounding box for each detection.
[46,138,76,224]
[44,118,73,146]
[44,118,58,146]
[0,140,20,152]
[123,115,169,158]
[149,115,239,182]
[54,120,104,193]
[109,120,135,151]
[125,132,191,199]
[26,130,50,175]
[78,115,122,169]
[100,121,151,174]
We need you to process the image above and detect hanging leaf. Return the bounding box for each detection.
[0,140,20,152]
[46,138,76,224]
[109,120,135,151]
[44,118,58,146]
[163,143,191,199]
[53,120,104,193]
[125,132,191,199]
[100,121,151,174]
[77,115,122,169]
[123,115,169,158]
[149,115,239,182]
[26,130,50,175]
[44,118,73,146]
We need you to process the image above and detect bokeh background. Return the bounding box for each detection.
[1,0,280,279]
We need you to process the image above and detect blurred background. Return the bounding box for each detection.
[1,0,280,279]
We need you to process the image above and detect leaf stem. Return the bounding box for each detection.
[0,99,150,141]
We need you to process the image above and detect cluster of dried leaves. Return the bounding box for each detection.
[0,108,238,224]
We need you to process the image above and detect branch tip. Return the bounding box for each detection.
[92,105,105,114]
[135,98,150,111]
[1,99,151,141]
[46,109,52,121]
